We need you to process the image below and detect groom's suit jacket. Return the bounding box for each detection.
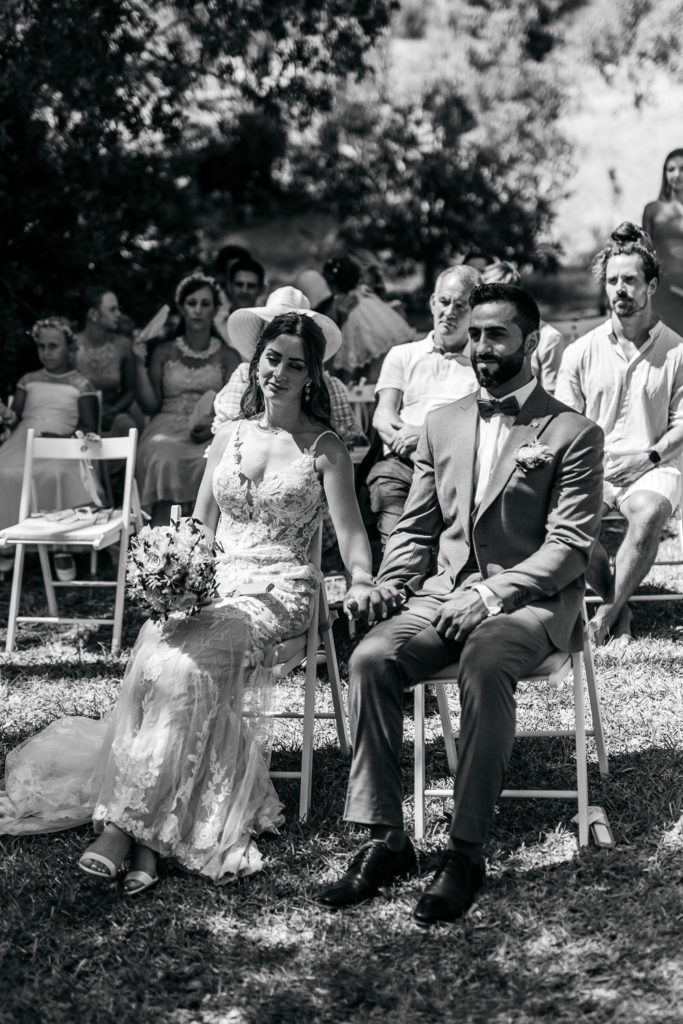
[377,383,604,653]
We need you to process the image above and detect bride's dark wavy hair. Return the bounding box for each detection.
[240,312,332,427]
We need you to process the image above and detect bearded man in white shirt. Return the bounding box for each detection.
[367,265,481,545]
[317,283,603,925]
[556,222,683,646]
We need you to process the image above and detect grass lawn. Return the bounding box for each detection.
[1,539,682,1024]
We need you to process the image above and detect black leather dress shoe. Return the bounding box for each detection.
[316,839,418,908]
[413,849,485,926]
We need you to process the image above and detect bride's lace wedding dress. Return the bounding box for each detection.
[0,423,330,882]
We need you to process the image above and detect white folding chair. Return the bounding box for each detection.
[2,428,139,654]
[169,508,350,821]
[413,604,611,847]
[265,524,350,819]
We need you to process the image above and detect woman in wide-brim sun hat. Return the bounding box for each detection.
[227,286,342,363]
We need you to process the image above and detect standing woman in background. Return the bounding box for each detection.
[643,149,683,335]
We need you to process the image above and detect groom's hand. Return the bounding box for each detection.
[343,582,404,625]
[431,590,488,642]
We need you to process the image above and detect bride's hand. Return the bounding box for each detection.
[343,582,404,625]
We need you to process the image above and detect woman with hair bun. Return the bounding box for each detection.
[643,149,683,335]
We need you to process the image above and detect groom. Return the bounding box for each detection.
[317,282,605,925]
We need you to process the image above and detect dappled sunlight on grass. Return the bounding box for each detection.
[1,557,683,1021]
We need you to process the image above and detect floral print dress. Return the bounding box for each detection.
[0,424,330,882]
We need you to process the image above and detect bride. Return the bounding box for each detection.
[0,308,376,894]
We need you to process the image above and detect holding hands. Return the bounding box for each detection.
[343,579,404,625]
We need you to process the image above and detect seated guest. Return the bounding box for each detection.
[213,288,367,448]
[226,256,265,312]
[556,222,683,645]
[482,262,566,394]
[73,287,137,435]
[213,243,253,341]
[133,273,241,526]
[0,318,101,572]
[367,265,480,546]
[316,283,604,923]
[322,253,415,384]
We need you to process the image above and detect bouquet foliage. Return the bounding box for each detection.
[127,518,219,622]
[0,401,17,445]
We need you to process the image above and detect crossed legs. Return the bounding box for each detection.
[588,490,672,644]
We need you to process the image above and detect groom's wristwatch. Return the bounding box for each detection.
[472,584,504,617]
[648,449,662,465]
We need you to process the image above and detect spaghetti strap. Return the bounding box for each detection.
[309,429,337,456]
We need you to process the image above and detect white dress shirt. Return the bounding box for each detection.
[472,378,538,613]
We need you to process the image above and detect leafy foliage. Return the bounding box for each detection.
[0,0,396,384]
[287,0,584,281]
[581,0,683,101]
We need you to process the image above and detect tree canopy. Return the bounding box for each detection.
[0,0,396,378]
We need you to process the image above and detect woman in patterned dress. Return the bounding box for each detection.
[134,273,241,525]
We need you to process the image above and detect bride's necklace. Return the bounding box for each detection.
[256,417,284,433]
[175,336,221,360]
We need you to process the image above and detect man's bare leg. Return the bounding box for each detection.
[590,490,671,643]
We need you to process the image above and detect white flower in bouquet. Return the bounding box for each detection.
[127,518,220,622]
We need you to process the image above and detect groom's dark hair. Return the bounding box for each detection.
[469,282,540,340]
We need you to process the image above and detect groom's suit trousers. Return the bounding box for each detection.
[343,593,553,844]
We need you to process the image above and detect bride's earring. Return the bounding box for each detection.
[304,381,311,401]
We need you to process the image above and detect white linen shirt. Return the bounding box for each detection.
[556,318,683,465]
[374,332,478,428]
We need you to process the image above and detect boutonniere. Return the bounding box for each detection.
[514,439,553,472]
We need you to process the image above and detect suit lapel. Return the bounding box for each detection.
[448,395,479,535]
[474,385,553,523]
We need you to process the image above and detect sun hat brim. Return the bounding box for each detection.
[227,304,342,363]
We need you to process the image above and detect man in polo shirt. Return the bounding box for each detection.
[367,265,481,545]
[556,222,683,645]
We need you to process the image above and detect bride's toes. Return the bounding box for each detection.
[78,828,132,885]
[123,844,159,897]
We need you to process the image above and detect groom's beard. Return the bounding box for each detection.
[472,339,526,389]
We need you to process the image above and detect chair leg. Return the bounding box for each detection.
[320,623,350,756]
[111,532,130,655]
[37,545,58,617]
[5,544,26,652]
[435,683,458,775]
[583,639,609,776]
[572,653,590,847]
[414,685,426,841]
[298,595,320,821]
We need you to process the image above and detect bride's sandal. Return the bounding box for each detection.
[78,826,132,886]
[77,851,120,886]
[122,844,159,897]
[122,869,159,897]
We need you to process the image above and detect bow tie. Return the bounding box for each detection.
[477,396,520,421]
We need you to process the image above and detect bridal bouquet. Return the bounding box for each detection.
[0,401,17,445]
[127,518,220,622]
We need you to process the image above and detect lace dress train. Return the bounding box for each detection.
[0,424,328,882]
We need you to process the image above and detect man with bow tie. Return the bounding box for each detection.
[317,282,604,924]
